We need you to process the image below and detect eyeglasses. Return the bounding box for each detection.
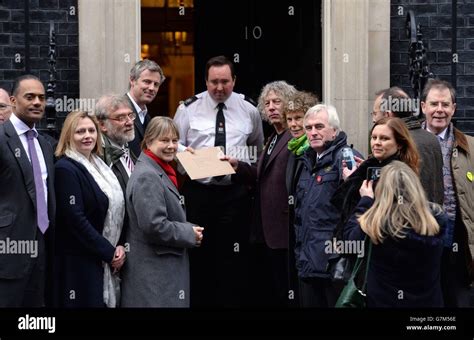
[108,112,136,123]
[0,103,12,112]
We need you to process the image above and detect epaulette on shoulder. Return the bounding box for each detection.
[244,95,257,107]
[183,95,199,107]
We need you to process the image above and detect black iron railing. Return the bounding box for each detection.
[405,10,434,113]
[44,21,57,137]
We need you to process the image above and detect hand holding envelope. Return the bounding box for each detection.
[176,146,236,180]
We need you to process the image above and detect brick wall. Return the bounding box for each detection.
[0,0,78,128]
[391,0,474,134]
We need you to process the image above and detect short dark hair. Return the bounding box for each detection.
[421,78,456,104]
[11,74,42,96]
[381,86,413,118]
[205,55,235,81]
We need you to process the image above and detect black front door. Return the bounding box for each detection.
[194,0,322,101]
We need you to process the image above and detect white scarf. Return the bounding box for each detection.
[65,149,125,307]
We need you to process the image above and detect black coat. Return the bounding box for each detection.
[53,157,115,307]
[344,196,446,307]
[331,154,399,241]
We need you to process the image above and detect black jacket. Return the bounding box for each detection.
[344,196,446,307]
[331,153,400,240]
[54,157,115,307]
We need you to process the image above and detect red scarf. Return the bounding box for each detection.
[144,149,178,188]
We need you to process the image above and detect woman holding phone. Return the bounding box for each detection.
[331,117,420,241]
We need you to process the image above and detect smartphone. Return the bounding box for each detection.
[342,147,356,170]
[366,167,382,181]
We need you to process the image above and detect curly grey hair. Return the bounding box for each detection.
[257,80,297,122]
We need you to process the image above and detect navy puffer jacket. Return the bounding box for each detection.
[294,132,362,278]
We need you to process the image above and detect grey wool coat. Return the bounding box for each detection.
[121,153,197,307]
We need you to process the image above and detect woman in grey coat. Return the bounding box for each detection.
[121,117,203,307]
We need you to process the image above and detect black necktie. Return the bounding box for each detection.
[214,103,226,153]
[143,113,150,130]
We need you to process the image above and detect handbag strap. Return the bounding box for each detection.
[360,239,372,293]
[348,245,365,280]
[347,236,372,292]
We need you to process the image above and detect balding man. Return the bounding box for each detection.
[0,88,12,123]
[373,86,444,205]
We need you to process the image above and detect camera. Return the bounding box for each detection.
[366,167,382,181]
[341,147,356,170]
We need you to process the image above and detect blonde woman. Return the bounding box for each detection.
[54,111,125,307]
[121,117,203,307]
[344,161,446,307]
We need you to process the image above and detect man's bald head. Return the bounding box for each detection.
[0,88,12,123]
[380,86,414,118]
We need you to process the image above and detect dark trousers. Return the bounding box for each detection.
[288,211,299,307]
[440,216,474,307]
[0,231,46,307]
[183,181,251,307]
[248,244,290,307]
[298,276,343,308]
[440,248,473,307]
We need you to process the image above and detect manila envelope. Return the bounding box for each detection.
[176,147,236,180]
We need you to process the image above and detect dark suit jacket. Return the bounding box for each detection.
[402,116,444,205]
[232,130,292,249]
[126,94,150,158]
[285,152,305,197]
[53,157,115,307]
[408,128,444,205]
[0,120,56,280]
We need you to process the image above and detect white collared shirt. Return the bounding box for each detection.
[174,91,264,185]
[10,113,48,204]
[127,93,148,125]
[426,125,448,141]
[436,127,448,141]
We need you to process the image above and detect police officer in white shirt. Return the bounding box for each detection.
[126,59,165,158]
[174,55,264,307]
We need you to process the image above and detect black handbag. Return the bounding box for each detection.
[335,238,372,308]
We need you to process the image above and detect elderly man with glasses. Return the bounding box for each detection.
[96,94,137,193]
[95,93,137,256]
